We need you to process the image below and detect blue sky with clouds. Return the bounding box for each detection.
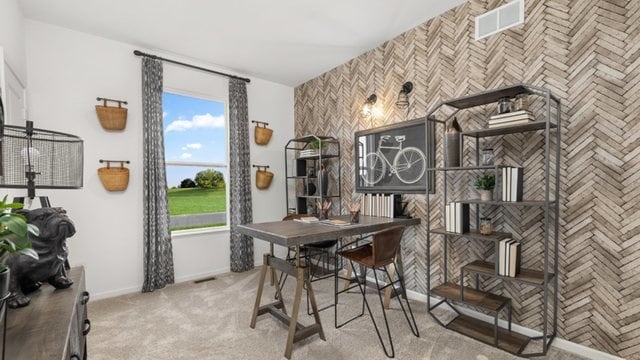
[163,92,226,187]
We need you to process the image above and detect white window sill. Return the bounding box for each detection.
[171,226,230,238]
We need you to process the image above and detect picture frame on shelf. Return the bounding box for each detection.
[354,117,435,194]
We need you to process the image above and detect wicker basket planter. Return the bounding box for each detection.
[252,121,273,145]
[96,97,128,130]
[98,162,129,191]
[253,165,273,190]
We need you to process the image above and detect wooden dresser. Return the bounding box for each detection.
[5,267,90,360]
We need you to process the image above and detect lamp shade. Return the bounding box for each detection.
[0,123,83,190]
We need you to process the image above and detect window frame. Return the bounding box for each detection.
[163,87,230,235]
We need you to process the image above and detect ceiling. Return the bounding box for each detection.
[20,0,466,86]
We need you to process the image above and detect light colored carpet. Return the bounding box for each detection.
[89,269,586,360]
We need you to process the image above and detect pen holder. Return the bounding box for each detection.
[350,210,360,224]
[319,209,329,220]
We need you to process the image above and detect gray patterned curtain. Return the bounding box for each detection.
[141,57,175,292]
[229,78,253,272]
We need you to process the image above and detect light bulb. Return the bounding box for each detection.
[21,147,40,172]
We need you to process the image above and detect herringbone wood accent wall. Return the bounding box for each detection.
[294,0,640,357]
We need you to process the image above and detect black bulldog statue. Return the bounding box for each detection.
[5,207,76,308]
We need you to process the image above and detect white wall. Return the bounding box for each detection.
[25,20,294,298]
[0,0,27,82]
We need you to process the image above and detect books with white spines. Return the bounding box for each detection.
[489,114,535,124]
[445,204,451,232]
[506,167,512,201]
[455,202,461,234]
[490,110,531,120]
[509,242,521,277]
[498,239,509,275]
[451,203,456,233]
[389,195,394,218]
[499,239,516,275]
[488,119,534,128]
[510,167,523,202]
[502,167,508,202]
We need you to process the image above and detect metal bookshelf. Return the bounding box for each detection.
[285,135,342,215]
[424,84,561,357]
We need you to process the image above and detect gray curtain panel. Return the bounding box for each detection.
[141,57,175,292]
[229,78,254,272]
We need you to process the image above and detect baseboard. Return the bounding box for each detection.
[404,289,624,360]
[92,267,230,301]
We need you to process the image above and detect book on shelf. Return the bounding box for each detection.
[498,238,521,277]
[360,193,396,218]
[444,202,469,234]
[502,166,523,202]
[490,110,531,120]
[488,110,535,128]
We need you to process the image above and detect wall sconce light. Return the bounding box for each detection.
[361,94,377,117]
[395,81,413,109]
[362,94,383,127]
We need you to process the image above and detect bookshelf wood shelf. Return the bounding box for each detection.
[431,282,510,312]
[445,315,530,355]
[425,84,561,357]
[463,260,554,287]
[430,227,511,242]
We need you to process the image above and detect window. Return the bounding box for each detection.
[475,0,525,40]
[163,91,228,232]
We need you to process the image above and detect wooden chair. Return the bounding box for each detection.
[336,225,419,358]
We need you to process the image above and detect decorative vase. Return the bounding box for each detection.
[318,164,329,196]
[479,190,493,201]
[445,117,462,167]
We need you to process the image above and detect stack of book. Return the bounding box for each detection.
[498,239,521,277]
[444,202,470,234]
[360,193,395,218]
[488,110,535,128]
[502,166,523,202]
[299,149,319,158]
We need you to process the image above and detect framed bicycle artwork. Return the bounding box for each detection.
[354,117,435,194]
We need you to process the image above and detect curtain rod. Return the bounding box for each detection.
[133,50,251,83]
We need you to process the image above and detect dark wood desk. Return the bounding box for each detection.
[5,267,89,360]
[238,215,420,359]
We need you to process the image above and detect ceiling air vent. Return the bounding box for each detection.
[475,0,524,40]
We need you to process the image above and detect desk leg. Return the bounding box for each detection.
[285,266,304,359]
[306,276,326,341]
[270,243,276,286]
[250,254,269,329]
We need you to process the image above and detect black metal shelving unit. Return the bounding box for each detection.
[285,135,342,215]
[425,84,561,357]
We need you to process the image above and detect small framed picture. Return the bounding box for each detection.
[355,117,435,194]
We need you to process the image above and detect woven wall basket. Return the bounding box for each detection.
[255,170,274,190]
[253,121,273,145]
[95,97,128,130]
[98,165,130,191]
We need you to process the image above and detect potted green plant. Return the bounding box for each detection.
[308,138,324,150]
[474,174,496,201]
[0,196,39,301]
